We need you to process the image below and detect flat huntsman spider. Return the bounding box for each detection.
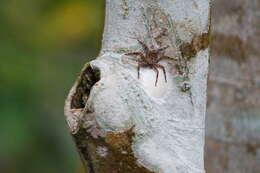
[125,39,174,86]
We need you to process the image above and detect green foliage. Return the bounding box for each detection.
[0,0,104,172]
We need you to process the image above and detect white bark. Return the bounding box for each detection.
[65,0,211,172]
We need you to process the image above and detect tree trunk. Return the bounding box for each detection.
[64,0,210,172]
[205,0,260,172]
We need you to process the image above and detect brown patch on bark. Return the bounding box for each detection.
[211,33,246,62]
[71,63,100,109]
[246,143,259,156]
[180,33,210,59]
[73,127,155,173]
[105,129,134,149]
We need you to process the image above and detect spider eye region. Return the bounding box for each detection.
[149,52,157,58]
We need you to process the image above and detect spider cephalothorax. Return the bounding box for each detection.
[125,40,174,86]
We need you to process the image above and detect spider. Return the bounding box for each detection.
[125,39,173,86]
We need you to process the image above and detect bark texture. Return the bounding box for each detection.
[205,0,260,172]
[65,0,211,172]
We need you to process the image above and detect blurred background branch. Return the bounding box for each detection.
[0,0,104,172]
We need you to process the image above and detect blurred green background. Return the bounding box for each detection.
[0,0,104,172]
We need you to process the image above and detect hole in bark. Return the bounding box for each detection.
[71,64,100,109]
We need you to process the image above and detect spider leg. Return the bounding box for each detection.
[125,52,143,56]
[137,39,149,55]
[154,28,167,40]
[155,45,169,53]
[154,64,167,83]
[137,63,148,79]
[125,52,147,63]
[157,56,177,63]
[137,64,140,79]
[152,65,160,86]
